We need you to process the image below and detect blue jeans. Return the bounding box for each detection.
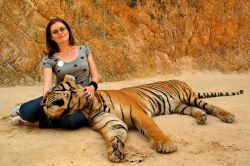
[19,96,88,129]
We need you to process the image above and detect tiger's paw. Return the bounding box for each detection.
[218,112,235,123]
[151,139,177,154]
[196,112,207,125]
[107,136,125,162]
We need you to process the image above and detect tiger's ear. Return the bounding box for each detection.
[64,75,75,82]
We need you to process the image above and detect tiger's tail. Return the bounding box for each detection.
[196,90,244,99]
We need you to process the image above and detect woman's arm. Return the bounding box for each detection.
[88,53,101,84]
[43,68,53,96]
[84,53,101,99]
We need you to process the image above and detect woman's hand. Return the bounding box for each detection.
[84,85,95,99]
[43,68,53,96]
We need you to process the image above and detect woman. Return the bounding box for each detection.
[11,17,101,129]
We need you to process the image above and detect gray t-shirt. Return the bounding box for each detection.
[42,45,90,86]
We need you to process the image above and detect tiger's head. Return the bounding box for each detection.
[41,75,88,119]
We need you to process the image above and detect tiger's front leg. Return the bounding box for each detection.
[132,109,177,154]
[89,111,128,162]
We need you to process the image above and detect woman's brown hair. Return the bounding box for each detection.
[46,17,75,58]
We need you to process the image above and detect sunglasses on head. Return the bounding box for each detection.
[51,27,67,35]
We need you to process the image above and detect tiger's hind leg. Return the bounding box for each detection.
[89,112,128,162]
[190,97,235,123]
[200,101,234,123]
[174,104,207,124]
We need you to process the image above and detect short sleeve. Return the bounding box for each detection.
[84,45,91,57]
[42,55,57,70]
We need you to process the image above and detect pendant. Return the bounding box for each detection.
[57,60,64,67]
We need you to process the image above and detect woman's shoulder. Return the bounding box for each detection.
[78,44,91,56]
[43,54,56,60]
[42,54,58,66]
[42,54,49,60]
[78,44,89,49]
[78,44,90,56]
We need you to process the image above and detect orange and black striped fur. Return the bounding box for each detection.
[42,75,243,162]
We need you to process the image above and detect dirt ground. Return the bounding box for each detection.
[0,71,250,166]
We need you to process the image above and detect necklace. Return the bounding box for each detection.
[57,60,64,67]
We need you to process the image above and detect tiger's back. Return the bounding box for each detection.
[94,80,192,128]
[121,79,193,117]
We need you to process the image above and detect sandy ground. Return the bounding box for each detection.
[0,71,250,166]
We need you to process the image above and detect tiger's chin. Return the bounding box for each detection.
[43,107,65,119]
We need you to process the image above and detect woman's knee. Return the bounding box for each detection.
[64,112,87,129]
[19,96,44,122]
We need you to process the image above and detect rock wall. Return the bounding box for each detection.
[0,0,249,86]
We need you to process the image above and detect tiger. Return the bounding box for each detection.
[41,75,244,162]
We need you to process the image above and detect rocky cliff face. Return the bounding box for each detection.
[0,0,249,86]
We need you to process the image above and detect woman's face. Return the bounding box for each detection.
[50,22,70,45]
